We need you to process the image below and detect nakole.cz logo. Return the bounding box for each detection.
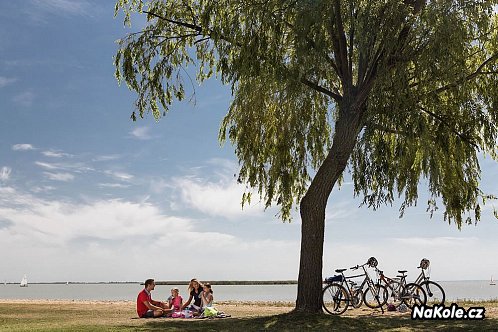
[412,303,485,320]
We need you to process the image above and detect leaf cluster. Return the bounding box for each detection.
[114,0,498,225]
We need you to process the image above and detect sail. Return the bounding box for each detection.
[491,275,496,285]
[20,275,28,287]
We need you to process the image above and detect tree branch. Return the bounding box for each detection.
[333,0,351,90]
[274,14,340,78]
[300,78,343,102]
[365,121,410,136]
[143,10,202,32]
[428,53,498,96]
[418,105,478,149]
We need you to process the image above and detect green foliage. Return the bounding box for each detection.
[114,0,498,226]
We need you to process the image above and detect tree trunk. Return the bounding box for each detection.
[294,101,362,313]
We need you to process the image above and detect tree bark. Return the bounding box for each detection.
[294,100,363,313]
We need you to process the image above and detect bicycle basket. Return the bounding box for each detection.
[367,257,378,268]
[420,258,430,270]
[325,275,344,283]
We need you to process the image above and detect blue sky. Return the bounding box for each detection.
[0,0,497,284]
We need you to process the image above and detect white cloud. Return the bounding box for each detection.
[173,175,265,219]
[0,76,17,88]
[98,183,130,188]
[35,160,94,173]
[12,144,35,151]
[35,161,60,170]
[42,150,72,158]
[104,170,134,181]
[13,91,35,107]
[130,126,152,140]
[0,167,12,181]
[0,188,301,281]
[149,178,170,194]
[92,154,121,162]
[170,159,274,219]
[43,172,74,182]
[30,186,56,193]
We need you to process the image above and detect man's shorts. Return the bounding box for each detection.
[142,310,154,318]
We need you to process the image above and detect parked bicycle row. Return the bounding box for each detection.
[322,258,445,315]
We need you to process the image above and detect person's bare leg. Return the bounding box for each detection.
[153,309,164,317]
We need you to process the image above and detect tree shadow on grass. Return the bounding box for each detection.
[119,312,498,331]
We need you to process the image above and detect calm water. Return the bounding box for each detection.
[1,281,498,302]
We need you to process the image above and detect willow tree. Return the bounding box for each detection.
[114,0,498,312]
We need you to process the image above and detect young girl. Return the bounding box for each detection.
[201,283,213,308]
[181,278,203,313]
[168,287,183,312]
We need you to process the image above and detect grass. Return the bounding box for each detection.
[0,301,497,331]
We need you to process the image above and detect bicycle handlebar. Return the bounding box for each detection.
[350,263,369,270]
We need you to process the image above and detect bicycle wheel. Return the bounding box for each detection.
[363,284,388,308]
[420,281,445,305]
[401,283,427,309]
[351,289,363,308]
[322,283,349,315]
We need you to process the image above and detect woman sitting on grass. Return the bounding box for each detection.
[181,278,203,314]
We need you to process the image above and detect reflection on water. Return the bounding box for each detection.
[0,281,497,302]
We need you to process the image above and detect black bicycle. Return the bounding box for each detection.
[412,258,445,305]
[322,257,386,315]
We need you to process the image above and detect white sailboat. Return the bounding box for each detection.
[20,275,28,287]
[491,276,496,286]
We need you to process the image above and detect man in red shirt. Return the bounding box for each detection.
[137,279,172,318]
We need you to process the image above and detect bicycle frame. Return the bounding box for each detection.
[352,264,385,313]
[413,268,429,284]
[376,267,427,309]
[378,269,405,290]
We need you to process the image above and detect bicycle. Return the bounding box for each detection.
[322,257,386,315]
[412,258,445,305]
[375,267,427,309]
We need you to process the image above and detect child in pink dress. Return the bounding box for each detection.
[168,287,183,312]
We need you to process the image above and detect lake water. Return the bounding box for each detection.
[1,281,498,302]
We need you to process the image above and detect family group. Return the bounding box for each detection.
[136,278,215,318]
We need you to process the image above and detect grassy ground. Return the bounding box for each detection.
[0,300,497,331]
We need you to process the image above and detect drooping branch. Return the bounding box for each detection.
[418,105,479,149]
[301,78,343,102]
[276,14,341,78]
[143,10,202,32]
[365,121,410,136]
[428,53,498,96]
[131,9,344,103]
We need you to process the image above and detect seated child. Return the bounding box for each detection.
[201,283,213,308]
[168,287,183,312]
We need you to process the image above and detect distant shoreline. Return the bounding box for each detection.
[4,280,299,285]
[4,279,493,285]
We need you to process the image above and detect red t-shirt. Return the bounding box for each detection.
[137,289,151,317]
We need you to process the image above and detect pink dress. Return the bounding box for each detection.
[170,295,183,311]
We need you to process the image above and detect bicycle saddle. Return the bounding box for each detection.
[335,268,347,273]
[398,270,407,274]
